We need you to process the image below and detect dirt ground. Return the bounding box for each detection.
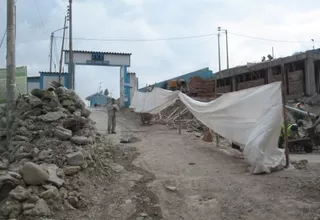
[61,109,320,220]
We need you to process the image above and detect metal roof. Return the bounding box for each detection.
[64,50,131,56]
[39,71,68,74]
[85,92,111,100]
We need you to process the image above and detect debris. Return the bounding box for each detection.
[291,159,308,169]
[0,84,98,219]
[66,151,85,166]
[22,162,49,186]
[189,162,196,165]
[9,186,30,202]
[165,185,177,191]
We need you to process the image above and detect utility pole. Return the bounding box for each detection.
[217,28,221,72]
[59,16,67,74]
[225,29,229,69]
[49,32,54,72]
[311,39,315,50]
[68,0,74,89]
[215,27,222,147]
[6,0,16,140]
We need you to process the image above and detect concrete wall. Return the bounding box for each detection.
[216,50,320,96]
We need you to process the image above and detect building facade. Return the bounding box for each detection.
[216,49,320,96]
[138,67,213,92]
[85,92,112,107]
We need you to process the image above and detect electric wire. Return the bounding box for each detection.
[0,30,6,49]
[54,32,319,44]
[54,33,217,42]
[228,32,313,44]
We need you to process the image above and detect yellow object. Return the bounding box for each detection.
[280,124,297,138]
[170,80,177,88]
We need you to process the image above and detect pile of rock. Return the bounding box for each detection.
[0,83,97,219]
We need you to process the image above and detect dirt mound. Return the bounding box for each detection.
[0,83,102,219]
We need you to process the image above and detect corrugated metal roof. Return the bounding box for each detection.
[64,50,131,56]
[85,92,110,100]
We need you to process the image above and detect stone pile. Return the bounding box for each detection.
[0,82,97,219]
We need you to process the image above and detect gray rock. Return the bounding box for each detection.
[63,166,81,176]
[29,95,42,108]
[13,135,28,141]
[67,196,79,209]
[110,163,125,173]
[64,199,76,210]
[23,203,35,210]
[38,150,52,160]
[43,164,64,188]
[31,88,44,99]
[27,194,40,203]
[81,108,91,118]
[8,172,21,180]
[31,147,40,157]
[55,86,67,96]
[0,159,8,170]
[73,110,81,116]
[0,173,20,185]
[59,187,68,199]
[66,151,85,166]
[22,108,43,119]
[1,198,22,218]
[54,126,72,141]
[40,186,60,200]
[9,185,30,202]
[38,111,64,122]
[23,199,51,217]
[22,162,49,185]
[61,99,74,107]
[71,136,89,145]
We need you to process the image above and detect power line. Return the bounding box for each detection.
[33,0,49,34]
[54,32,319,44]
[228,32,314,44]
[54,33,216,42]
[0,30,6,49]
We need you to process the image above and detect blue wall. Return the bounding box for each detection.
[138,67,214,92]
[89,94,112,107]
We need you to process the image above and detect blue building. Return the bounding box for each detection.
[138,67,214,92]
[85,92,113,107]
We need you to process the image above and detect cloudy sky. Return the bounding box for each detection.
[0,0,319,100]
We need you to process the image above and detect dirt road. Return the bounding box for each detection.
[76,109,320,220]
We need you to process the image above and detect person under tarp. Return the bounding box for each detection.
[278,121,303,148]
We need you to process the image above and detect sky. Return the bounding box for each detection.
[0,0,320,100]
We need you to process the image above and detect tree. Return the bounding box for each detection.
[104,89,109,96]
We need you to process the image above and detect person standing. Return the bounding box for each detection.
[107,98,119,134]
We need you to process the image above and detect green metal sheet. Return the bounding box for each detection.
[0,66,27,103]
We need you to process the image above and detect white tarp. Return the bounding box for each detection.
[130,87,180,114]
[131,82,285,174]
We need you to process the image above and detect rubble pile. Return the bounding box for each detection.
[153,100,204,132]
[0,83,98,219]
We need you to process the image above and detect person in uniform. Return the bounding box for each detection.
[107,98,119,134]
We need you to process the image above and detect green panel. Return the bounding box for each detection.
[0,66,27,103]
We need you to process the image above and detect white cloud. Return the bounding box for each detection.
[0,0,320,100]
